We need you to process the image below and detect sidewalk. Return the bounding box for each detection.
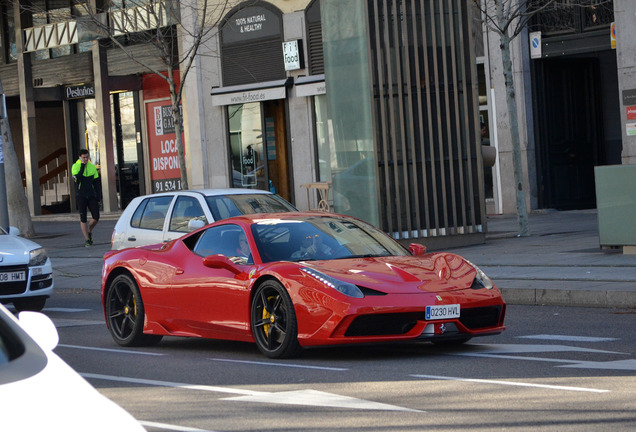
[30,209,636,309]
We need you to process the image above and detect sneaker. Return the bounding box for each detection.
[85,239,92,247]
[88,232,93,243]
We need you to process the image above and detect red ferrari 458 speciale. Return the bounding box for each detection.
[101,212,506,358]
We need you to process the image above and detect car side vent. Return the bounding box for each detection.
[357,286,387,296]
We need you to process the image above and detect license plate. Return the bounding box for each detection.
[0,271,26,283]
[426,304,460,320]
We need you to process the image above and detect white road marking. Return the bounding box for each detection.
[44,307,92,313]
[222,389,422,412]
[453,352,577,363]
[81,373,419,412]
[462,343,624,355]
[412,374,609,393]
[59,344,165,356]
[209,358,348,371]
[559,359,636,370]
[518,335,619,342]
[140,421,218,432]
[81,373,261,395]
[52,319,104,328]
[451,344,634,371]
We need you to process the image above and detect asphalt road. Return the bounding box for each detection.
[43,291,636,432]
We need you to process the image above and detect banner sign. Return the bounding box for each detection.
[145,100,184,193]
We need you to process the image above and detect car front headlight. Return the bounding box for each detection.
[467,260,493,290]
[301,268,364,298]
[29,248,49,267]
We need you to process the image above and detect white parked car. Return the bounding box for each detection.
[0,303,146,431]
[0,226,53,312]
[111,188,297,250]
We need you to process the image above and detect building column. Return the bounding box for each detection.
[92,42,118,212]
[615,0,636,164]
[15,2,41,216]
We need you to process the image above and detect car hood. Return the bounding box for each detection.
[302,253,477,294]
[0,235,40,265]
[0,350,146,432]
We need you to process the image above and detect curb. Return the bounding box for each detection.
[501,287,636,309]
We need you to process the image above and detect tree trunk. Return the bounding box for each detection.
[499,28,529,236]
[0,104,35,237]
[168,70,188,191]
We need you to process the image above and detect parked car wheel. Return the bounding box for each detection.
[105,274,162,347]
[251,280,302,359]
[13,297,47,312]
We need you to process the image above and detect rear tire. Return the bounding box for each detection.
[251,280,302,359]
[105,274,162,347]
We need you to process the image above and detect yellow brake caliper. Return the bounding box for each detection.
[262,295,276,337]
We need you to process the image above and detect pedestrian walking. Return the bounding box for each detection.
[72,149,102,247]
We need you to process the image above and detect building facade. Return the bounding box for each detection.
[6,0,487,247]
[480,0,632,217]
[15,1,633,246]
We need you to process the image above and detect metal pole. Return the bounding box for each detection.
[0,97,8,231]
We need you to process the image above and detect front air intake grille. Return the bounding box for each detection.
[459,306,503,329]
[345,313,420,337]
[30,274,53,291]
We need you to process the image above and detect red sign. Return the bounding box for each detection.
[627,106,636,121]
[143,72,184,193]
[145,100,184,193]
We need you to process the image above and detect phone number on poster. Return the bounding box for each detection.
[154,179,182,193]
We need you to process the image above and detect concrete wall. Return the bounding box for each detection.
[615,0,636,165]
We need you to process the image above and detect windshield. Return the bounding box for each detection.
[251,216,408,263]
[205,194,297,221]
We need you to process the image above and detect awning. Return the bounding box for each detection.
[211,78,292,106]
[295,74,326,97]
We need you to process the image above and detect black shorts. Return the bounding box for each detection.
[77,196,100,223]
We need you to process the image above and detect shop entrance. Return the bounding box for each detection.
[111,91,144,208]
[228,99,291,201]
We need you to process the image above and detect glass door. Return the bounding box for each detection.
[227,101,291,201]
[111,91,143,209]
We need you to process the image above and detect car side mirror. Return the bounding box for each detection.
[202,254,242,275]
[409,243,426,256]
[9,226,20,236]
[188,219,206,231]
[18,311,59,351]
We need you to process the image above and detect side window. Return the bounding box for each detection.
[193,225,225,257]
[194,224,251,264]
[130,199,149,228]
[138,196,173,230]
[169,196,207,232]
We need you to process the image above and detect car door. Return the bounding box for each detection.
[163,195,211,243]
[126,195,175,247]
[169,224,252,339]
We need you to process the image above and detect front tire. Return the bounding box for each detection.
[105,274,162,347]
[13,296,46,312]
[251,280,302,359]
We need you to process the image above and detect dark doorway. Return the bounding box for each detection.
[111,91,144,209]
[534,58,603,210]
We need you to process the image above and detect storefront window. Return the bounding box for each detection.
[321,0,378,226]
[84,98,100,165]
[315,94,332,183]
[4,6,17,63]
[228,103,266,189]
